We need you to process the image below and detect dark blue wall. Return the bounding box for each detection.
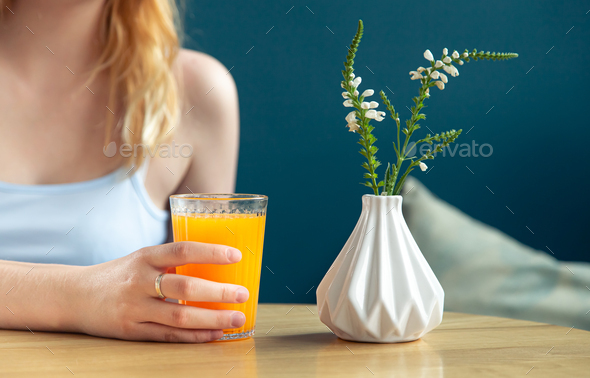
[183,0,590,303]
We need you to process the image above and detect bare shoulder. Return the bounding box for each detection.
[139,49,240,208]
[172,49,240,194]
[175,49,239,132]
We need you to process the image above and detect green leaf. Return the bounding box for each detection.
[383,163,391,192]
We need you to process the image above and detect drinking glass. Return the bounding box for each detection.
[169,194,268,340]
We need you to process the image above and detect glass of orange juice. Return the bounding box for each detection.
[169,194,268,341]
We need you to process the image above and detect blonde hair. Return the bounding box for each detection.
[1,0,182,169]
[94,0,182,168]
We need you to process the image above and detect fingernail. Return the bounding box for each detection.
[226,248,242,262]
[230,312,246,328]
[235,287,249,303]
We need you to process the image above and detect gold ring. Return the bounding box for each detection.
[155,273,166,299]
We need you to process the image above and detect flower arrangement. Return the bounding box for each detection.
[342,20,518,196]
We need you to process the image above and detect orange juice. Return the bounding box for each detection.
[172,212,266,339]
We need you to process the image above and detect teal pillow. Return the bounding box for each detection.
[402,176,590,330]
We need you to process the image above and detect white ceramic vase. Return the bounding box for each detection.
[316,194,444,343]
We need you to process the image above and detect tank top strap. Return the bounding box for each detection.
[129,156,168,221]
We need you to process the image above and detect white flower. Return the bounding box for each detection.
[443,56,452,64]
[449,65,459,77]
[362,89,374,97]
[369,101,379,109]
[343,99,354,107]
[426,67,432,74]
[375,111,386,122]
[348,80,353,86]
[426,87,430,94]
[350,73,355,79]
[435,80,445,90]
[430,71,440,79]
[354,90,359,96]
[365,109,378,119]
[341,82,346,89]
[346,111,359,133]
[439,72,448,83]
[347,122,360,133]
[442,48,448,56]
[419,162,428,171]
[361,102,370,109]
[452,50,459,59]
[409,71,424,80]
[423,49,434,62]
[396,117,400,122]
[443,65,452,74]
[352,77,362,88]
[417,66,426,73]
[434,60,443,68]
[458,60,464,65]
[345,111,357,123]
[342,92,349,99]
[462,52,468,58]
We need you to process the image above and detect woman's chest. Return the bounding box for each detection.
[0,72,121,185]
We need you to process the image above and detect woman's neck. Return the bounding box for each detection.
[0,0,105,85]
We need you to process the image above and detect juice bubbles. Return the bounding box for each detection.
[170,194,268,341]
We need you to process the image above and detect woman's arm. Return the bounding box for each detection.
[0,260,82,332]
[0,242,249,342]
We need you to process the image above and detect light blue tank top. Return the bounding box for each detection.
[0,161,169,266]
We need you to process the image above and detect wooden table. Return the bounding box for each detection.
[1,304,588,377]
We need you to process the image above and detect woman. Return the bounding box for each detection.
[0,0,245,342]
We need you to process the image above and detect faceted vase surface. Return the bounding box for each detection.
[316,195,444,343]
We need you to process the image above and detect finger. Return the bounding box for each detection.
[159,274,249,303]
[150,302,247,330]
[142,241,242,268]
[133,322,224,343]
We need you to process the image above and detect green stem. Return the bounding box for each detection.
[387,118,402,195]
[359,114,379,195]
[390,77,431,195]
[393,164,416,195]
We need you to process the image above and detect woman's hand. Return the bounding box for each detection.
[71,242,249,343]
